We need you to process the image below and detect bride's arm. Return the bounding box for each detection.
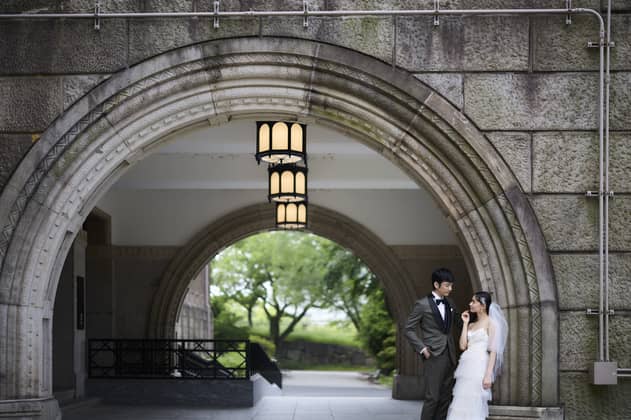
[459,311,470,350]
[483,321,497,389]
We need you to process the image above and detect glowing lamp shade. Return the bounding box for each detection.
[256,121,306,164]
[276,202,307,229]
[268,163,307,203]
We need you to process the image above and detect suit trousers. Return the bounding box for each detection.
[421,349,455,420]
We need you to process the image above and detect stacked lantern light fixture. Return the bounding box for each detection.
[255,121,308,229]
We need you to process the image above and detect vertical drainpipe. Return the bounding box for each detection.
[591,10,606,364]
[588,3,618,384]
[603,0,612,364]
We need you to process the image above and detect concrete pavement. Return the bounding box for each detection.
[281,370,392,397]
[62,370,422,420]
[63,396,422,420]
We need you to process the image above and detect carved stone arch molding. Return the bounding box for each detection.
[151,202,415,337]
[0,37,557,407]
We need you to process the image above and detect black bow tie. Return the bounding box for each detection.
[435,298,445,305]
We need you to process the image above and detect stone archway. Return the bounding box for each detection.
[152,201,476,401]
[151,203,415,339]
[0,37,557,413]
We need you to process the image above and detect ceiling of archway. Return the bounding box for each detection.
[97,119,457,246]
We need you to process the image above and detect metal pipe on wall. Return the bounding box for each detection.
[604,0,613,364]
[0,6,610,20]
[595,15,606,365]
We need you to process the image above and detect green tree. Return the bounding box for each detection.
[211,241,266,327]
[359,287,396,374]
[322,244,377,331]
[211,295,250,340]
[211,231,334,351]
[211,231,396,370]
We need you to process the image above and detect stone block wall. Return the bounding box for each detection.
[391,245,471,306]
[111,246,179,338]
[176,265,213,341]
[276,339,373,368]
[86,242,212,340]
[1,1,630,418]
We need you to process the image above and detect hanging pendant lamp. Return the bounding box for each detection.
[255,121,306,165]
[276,202,308,230]
[268,163,308,203]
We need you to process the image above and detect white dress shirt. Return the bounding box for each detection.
[432,292,446,320]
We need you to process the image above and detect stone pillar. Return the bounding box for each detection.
[52,231,87,403]
[176,265,213,340]
[84,210,115,340]
[73,233,87,400]
[85,245,115,339]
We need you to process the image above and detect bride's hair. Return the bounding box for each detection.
[470,291,492,323]
[475,291,492,312]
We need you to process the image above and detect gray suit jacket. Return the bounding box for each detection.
[405,294,460,365]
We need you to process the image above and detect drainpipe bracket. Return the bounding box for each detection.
[585,191,613,198]
[585,308,614,316]
[433,0,440,26]
[94,1,101,30]
[588,41,615,48]
[213,1,220,29]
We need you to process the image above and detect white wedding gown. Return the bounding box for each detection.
[446,328,492,420]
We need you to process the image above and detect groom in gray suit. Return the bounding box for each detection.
[405,268,460,420]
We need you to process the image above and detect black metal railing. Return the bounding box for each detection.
[88,339,250,380]
[250,342,283,388]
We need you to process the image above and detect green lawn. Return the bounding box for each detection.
[218,303,375,370]
[248,309,362,349]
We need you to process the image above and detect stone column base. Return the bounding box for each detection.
[489,405,564,420]
[0,398,60,420]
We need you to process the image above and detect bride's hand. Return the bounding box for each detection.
[461,311,470,324]
[483,374,492,389]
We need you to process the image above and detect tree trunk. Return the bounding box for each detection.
[269,315,281,353]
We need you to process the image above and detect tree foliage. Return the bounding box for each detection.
[322,244,377,331]
[358,287,396,373]
[211,295,250,340]
[211,231,334,350]
[211,230,396,370]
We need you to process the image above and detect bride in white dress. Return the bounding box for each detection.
[446,291,508,420]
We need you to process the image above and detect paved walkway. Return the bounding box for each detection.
[281,370,392,397]
[62,371,423,420]
[63,397,422,420]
